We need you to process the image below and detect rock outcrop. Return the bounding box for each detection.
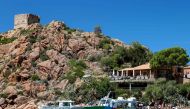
[0,20,129,108]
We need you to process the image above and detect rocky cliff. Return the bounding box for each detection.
[0,21,129,109]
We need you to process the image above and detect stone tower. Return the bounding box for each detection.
[14,14,40,29]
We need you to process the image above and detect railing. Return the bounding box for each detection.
[109,75,155,83]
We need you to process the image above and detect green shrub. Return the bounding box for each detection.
[69,59,87,70]
[31,60,37,67]
[3,69,12,79]
[98,37,111,49]
[0,93,8,98]
[54,89,63,95]
[103,44,111,50]
[64,59,87,83]
[64,26,76,34]
[25,44,32,51]
[28,36,37,44]
[36,36,46,42]
[143,79,189,105]
[20,29,35,36]
[88,55,96,62]
[65,71,84,84]
[64,72,76,84]
[88,55,102,62]
[17,90,24,95]
[31,74,40,81]
[77,78,115,102]
[100,46,128,70]
[0,37,17,44]
[100,56,119,70]
[115,88,127,97]
[39,50,49,61]
[75,69,85,78]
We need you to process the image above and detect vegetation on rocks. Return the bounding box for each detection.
[28,35,37,44]
[98,37,113,50]
[31,74,40,81]
[39,49,49,61]
[0,37,17,44]
[64,59,87,83]
[64,26,77,34]
[20,29,35,36]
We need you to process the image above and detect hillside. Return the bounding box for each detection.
[0,21,151,109]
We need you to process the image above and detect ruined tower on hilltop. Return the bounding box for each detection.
[14,14,40,29]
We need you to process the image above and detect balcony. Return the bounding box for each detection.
[110,75,155,83]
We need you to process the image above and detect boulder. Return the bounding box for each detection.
[46,49,67,64]
[22,81,47,95]
[21,59,32,69]
[19,69,30,81]
[77,50,86,59]
[29,47,40,60]
[37,91,49,99]
[14,96,28,105]
[52,35,66,52]
[22,82,32,92]
[8,73,18,83]
[46,49,59,59]
[48,21,66,30]
[74,78,83,89]
[55,79,69,90]
[37,60,55,70]
[17,100,37,109]
[34,82,47,92]
[10,42,28,56]
[4,86,17,95]
[52,65,63,79]
[85,32,101,46]
[0,44,12,55]
[0,98,5,106]
[68,38,86,53]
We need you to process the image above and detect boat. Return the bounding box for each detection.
[38,91,137,109]
[85,91,137,109]
[38,100,83,109]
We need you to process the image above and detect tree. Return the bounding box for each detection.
[100,42,152,71]
[100,46,127,70]
[143,79,189,106]
[150,47,189,69]
[94,26,102,37]
[76,78,116,103]
[127,42,153,67]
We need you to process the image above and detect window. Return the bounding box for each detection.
[63,102,70,106]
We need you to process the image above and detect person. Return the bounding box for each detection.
[158,104,161,109]
[147,105,150,109]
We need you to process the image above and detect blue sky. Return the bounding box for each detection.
[0,0,190,54]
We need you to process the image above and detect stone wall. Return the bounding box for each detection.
[14,14,40,29]
[27,14,40,25]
